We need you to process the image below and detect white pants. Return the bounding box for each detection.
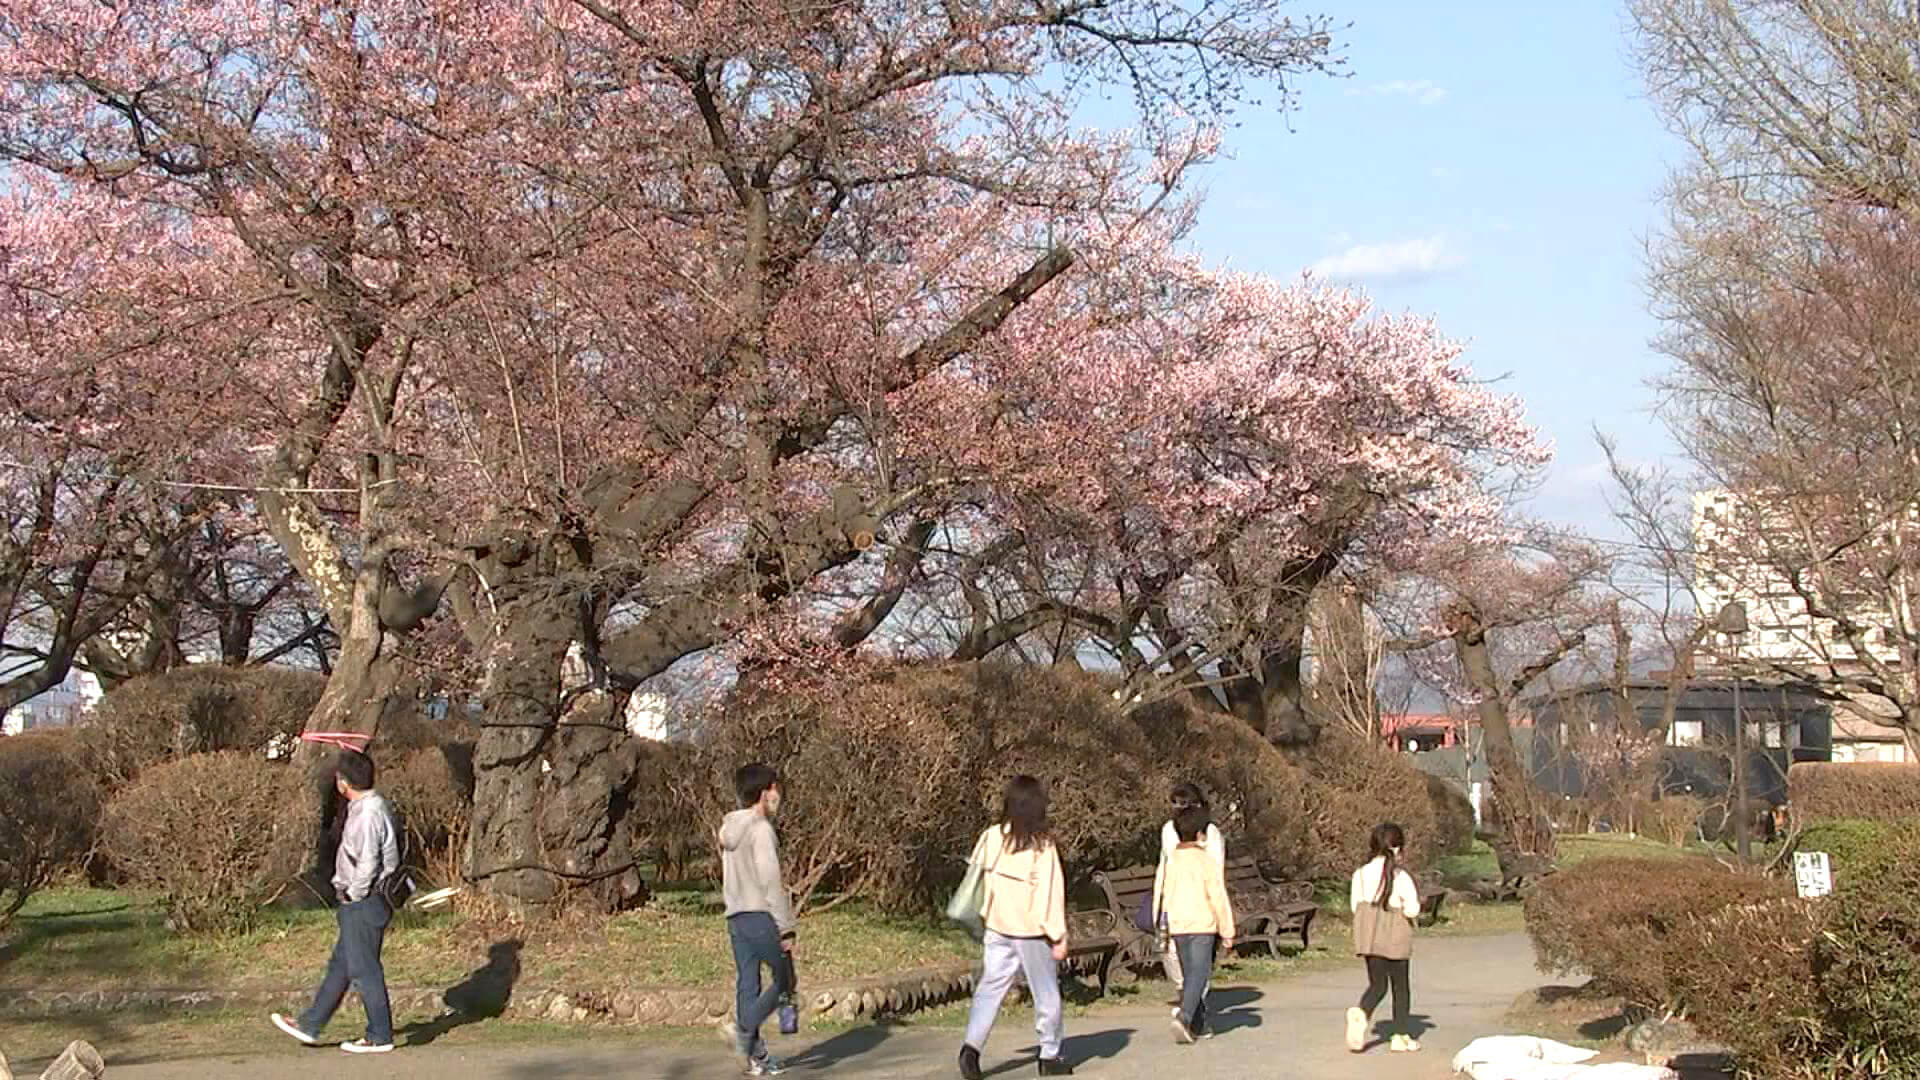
[964,931,1063,1060]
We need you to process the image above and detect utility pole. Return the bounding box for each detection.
[1716,601,1751,859]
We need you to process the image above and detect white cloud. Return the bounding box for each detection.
[1309,235,1465,282]
[1347,79,1448,106]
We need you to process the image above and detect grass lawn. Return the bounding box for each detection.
[0,884,978,993]
[1431,832,1727,888]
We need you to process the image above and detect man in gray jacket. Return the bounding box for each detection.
[272,749,402,1054]
[719,762,794,1076]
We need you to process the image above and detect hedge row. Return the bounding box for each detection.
[1668,838,1920,1078]
[1788,761,1920,824]
[1524,843,1920,1078]
[1524,856,1785,1009]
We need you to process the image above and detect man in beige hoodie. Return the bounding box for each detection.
[719,762,794,1077]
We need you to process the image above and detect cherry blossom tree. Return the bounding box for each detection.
[870,258,1548,744]
[0,0,1347,904]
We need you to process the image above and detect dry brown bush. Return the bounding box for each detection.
[1789,762,1920,824]
[0,734,102,923]
[1665,897,1827,1080]
[1133,698,1313,876]
[383,746,472,866]
[1644,795,1709,847]
[1525,856,1785,1009]
[98,751,306,932]
[78,665,324,784]
[1292,728,1446,871]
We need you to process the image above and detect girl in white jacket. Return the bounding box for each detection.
[1347,822,1422,1054]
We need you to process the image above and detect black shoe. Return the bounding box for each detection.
[959,1044,983,1080]
[1038,1058,1075,1076]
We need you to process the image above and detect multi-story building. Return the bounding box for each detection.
[1692,488,1910,762]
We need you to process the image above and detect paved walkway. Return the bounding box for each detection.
[53,934,1540,1079]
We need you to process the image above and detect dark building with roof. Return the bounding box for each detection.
[1524,679,1832,807]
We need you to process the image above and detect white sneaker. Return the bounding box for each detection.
[1389,1034,1421,1053]
[270,1013,317,1046]
[1345,1007,1368,1052]
[340,1039,395,1054]
[1170,1014,1195,1045]
[746,1055,787,1076]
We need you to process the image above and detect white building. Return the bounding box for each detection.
[1693,489,1909,762]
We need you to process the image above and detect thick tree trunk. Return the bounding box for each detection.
[276,586,413,901]
[466,595,573,906]
[1453,623,1555,858]
[538,688,648,911]
[1221,627,1320,745]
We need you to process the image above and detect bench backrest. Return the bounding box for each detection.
[1092,864,1157,914]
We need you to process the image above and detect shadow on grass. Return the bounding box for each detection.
[399,940,525,1047]
[0,898,211,985]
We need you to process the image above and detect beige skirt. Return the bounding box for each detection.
[1352,901,1413,960]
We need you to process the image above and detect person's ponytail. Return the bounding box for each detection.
[1368,822,1407,908]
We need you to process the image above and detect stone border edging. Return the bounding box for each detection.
[0,962,981,1028]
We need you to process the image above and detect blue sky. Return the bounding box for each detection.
[1175,0,1683,540]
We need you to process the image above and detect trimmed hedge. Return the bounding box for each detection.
[1524,856,1787,1009]
[1789,761,1920,824]
[0,734,102,922]
[79,665,324,784]
[1794,819,1911,883]
[99,752,305,932]
[1671,837,1920,1078]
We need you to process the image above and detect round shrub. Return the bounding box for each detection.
[706,662,1173,913]
[1291,728,1446,872]
[80,665,324,784]
[1133,698,1313,877]
[99,752,305,932]
[1525,856,1787,1009]
[0,734,103,922]
[1670,838,1920,1078]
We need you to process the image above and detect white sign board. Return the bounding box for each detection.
[1794,851,1833,899]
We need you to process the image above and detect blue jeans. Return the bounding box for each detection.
[1173,934,1216,1033]
[728,912,784,1060]
[298,897,393,1044]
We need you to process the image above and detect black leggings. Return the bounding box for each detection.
[1358,955,1410,1034]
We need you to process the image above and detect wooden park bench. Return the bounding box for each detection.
[1088,858,1319,980]
[1058,907,1125,997]
[1222,856,1318,955]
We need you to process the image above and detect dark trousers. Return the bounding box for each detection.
[1358,955,1411,1035]
[298,897,393,1044]
[728,912,784,1060]
[1172,933,1216,1033]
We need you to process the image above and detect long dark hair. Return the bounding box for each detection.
[1369,822,1407,907]
[1170,782,1208,813]
[1000,775,1051,853]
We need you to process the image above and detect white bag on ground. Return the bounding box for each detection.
[1451,1035,1677,1080]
